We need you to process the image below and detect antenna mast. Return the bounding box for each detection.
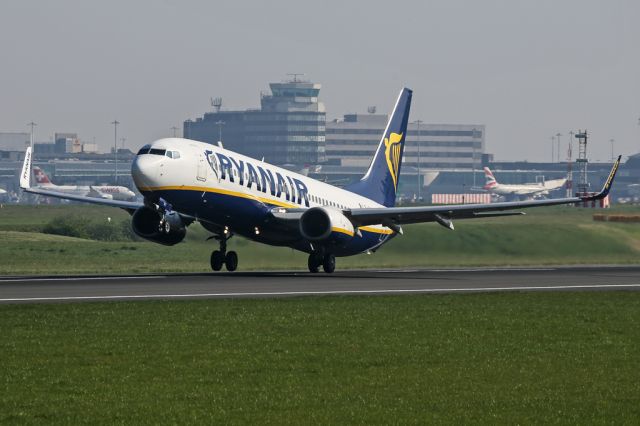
[211,97,222,112]
[575,130,589,195]
[286,73,305,83]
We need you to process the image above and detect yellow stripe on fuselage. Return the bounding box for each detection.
[331,227,355,237]
[359,226,393,235]
[140,185,394,235]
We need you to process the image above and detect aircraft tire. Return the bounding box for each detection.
[322,254,335,274]
[308,254,320,273]
[225,251,238,272]
[210,250,224,271]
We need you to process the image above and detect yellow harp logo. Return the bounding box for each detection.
[384,132,403,190]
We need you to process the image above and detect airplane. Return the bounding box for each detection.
[19,88,620,273]
[32,166,137,201]
[482,167,567,200]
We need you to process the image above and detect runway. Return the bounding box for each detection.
[1,266,640,304]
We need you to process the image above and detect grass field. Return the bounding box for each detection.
[2,204,640,274]
[1,292,639,423]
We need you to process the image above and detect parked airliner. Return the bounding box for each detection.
[33,166,136,201]
[483,167,567,200]
[19,88,620,273]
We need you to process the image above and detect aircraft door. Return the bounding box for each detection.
[197,154,207,182]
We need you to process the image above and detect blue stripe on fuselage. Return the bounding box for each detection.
[142,187,392,257]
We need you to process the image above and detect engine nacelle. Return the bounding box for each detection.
[299,207,355,245]
[131,207,186,246]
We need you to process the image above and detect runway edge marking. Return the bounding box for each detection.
[1,283,640,302]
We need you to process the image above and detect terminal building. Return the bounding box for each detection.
[325,113,484,171]
[184,80,326,166]
[307,112,484,198]
[0,132,30,151]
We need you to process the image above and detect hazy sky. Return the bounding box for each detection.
[1,0,638,161]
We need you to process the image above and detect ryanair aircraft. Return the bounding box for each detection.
[20,89,620,273]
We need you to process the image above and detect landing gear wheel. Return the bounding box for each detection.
[225,251,238,272]
[322,254,336,274]
[308,254,320,273]
[210,250,224,271]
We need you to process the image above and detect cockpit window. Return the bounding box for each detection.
[165,150,181,159]
[137,145,150,155]
[149,148,166,156]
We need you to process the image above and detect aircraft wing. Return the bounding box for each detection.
[23,186,142,211]
[19,147,143,213]
[345,156,620,229]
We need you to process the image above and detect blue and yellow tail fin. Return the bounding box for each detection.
[346,88,412,207]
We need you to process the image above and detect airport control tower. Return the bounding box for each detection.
[184,77,326,166]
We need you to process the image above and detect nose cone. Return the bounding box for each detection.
[132,154,161,191]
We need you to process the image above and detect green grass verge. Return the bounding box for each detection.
[2,205,640,274]
[1,293,639,423]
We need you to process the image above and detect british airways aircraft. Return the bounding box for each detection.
[482,166,567,200]
[19,88,620,273]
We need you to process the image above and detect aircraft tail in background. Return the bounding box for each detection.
[32,166,55,187]
[483,167,498,190]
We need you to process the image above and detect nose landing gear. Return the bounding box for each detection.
[210,231,238,272]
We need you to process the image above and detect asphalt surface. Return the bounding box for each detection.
[1,266,640,304]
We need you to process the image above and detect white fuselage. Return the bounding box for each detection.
[132,138,392,239]
[488,179,566,197]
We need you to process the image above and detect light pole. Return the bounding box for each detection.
[121,137,126,150]
[567,131,574,198]
[27,122,37,148]
[610,139,615,162]
[472,127,479,188]
[413,120,423,201]
[551,136,555,163]
[111,120,119,183]
[568,130,574,160]
[215,120,225,143]
[555,132,562,163]
[171,126,179,138]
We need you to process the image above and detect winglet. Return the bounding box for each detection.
[20,147,32,189]
[583,155,621,201]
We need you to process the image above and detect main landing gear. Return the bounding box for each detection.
[308,252,335,274]
[210,232,238,272]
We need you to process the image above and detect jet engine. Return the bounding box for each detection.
[299,207,355,245]
[131,206,186,246]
